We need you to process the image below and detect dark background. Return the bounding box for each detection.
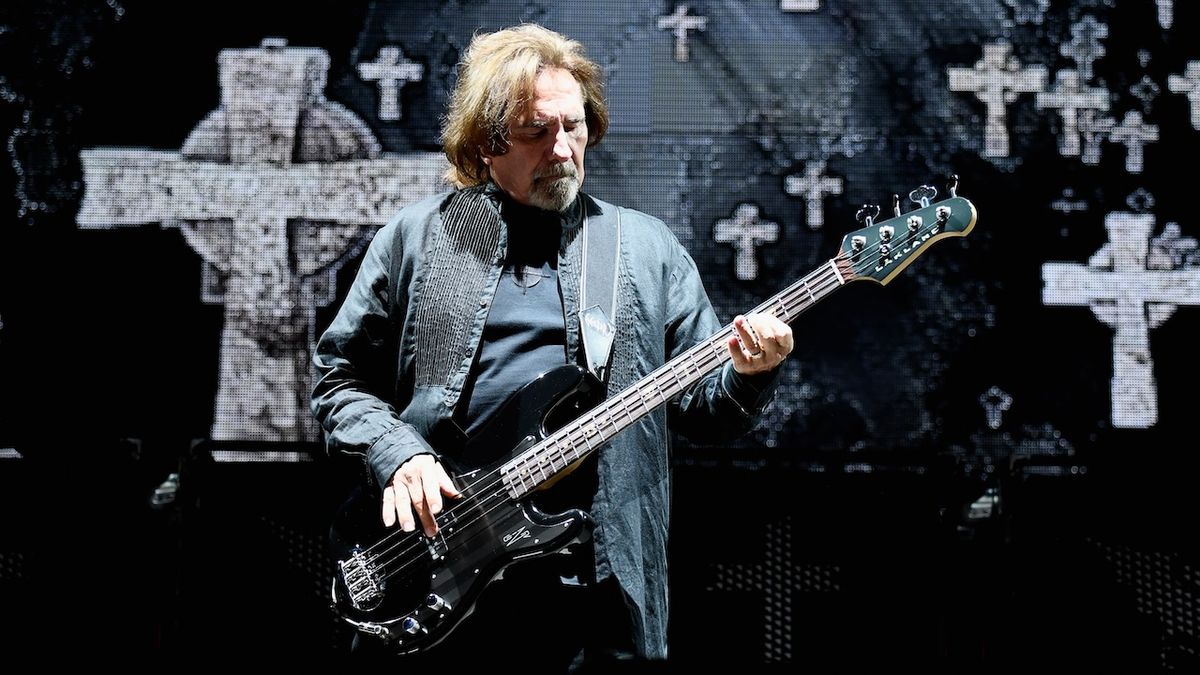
[1,0,1197,669]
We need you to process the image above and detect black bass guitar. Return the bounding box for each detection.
[330,182,977,653]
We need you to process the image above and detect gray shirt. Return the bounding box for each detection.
[461,198,566,436]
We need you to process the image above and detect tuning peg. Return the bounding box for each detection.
[947,174,959,198]
[892,194,901,217]
[855,204,880,227]
[908,185,937,208]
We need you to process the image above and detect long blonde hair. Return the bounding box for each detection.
[441,24,609,187]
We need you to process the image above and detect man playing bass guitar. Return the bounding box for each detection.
[312,23,792,670]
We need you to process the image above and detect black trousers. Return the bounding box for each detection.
[347,559,639,673]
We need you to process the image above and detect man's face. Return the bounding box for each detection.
[485,67,588,212]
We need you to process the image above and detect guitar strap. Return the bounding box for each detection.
[578,202,621,384]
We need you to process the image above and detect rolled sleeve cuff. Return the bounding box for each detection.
[720,362,782,416]
[367,424,438,488]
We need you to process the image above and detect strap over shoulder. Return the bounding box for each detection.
[579,201,621,383]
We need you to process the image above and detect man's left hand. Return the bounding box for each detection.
[728,313,793,375]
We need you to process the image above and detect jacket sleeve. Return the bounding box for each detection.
[311,221,436,488]
[664,242,782,444]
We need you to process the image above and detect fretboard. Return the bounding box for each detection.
[499,256,852,498]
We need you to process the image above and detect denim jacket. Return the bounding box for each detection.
[312,186,780,658]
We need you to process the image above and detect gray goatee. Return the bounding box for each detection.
[528,163,580,212]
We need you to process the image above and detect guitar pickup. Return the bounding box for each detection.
[424,510,459,560]
[424,534,447,560]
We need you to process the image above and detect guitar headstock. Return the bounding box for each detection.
[837,179,977,285]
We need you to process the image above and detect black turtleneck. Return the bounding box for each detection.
[460,195,569,435]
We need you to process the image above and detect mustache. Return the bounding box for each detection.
[534,163,578,180]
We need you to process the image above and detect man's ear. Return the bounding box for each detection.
[481,136,511,158]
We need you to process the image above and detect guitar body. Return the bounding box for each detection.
[330,365,603,653]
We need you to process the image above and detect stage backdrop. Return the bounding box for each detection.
[1,0,1197,665]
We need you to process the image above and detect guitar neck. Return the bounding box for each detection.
[499,256,851,498]
[499,188,979,496]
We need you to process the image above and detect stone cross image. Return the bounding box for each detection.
[1051,188,1088,214]
[1042,212,1200,428]
[709,516,832,663]
[1167,61,1200,130]
[785,161,842,230]
[1060,16,1107,82]
[657,4,708,63]
[77,38,445,442]
[357,45,424,121]
[1035,69,1108,157]
[1107,111,1159,174]
[1129,75,1161,113]
[979,386,1013,430]
[714,203,779,281]
[948,42,1047,157]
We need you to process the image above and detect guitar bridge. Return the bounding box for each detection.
[340,548,385,611]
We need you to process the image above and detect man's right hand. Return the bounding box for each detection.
[382,454,461,537]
